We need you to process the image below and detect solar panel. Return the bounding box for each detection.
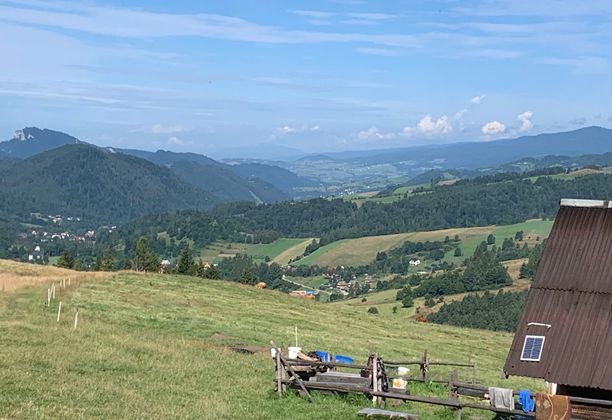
[521,335,545,361]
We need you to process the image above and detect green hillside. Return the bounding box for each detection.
[0,144,216,224]
[199,238,312,264]
[296,220,553,268]
[0,263,542,419]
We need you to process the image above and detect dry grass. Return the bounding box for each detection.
[0,260,113,293]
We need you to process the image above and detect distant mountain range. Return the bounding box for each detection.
[0,127,320,207]
[401,150,612,187]
[1,125,611,225]
[322,126,612,168]
[283,126,612,188]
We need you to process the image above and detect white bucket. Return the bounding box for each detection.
[288,346,302,359]
[270,347,277,359]
[397,366,410,376]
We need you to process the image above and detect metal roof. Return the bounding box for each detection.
[504,202,612,390]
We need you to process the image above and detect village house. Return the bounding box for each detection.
[159,259,171,274]
[504,199,612,418]
[409,259,421,267]
[28,245,44,263]
[335,280,349,293]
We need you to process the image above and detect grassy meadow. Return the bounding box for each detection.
[0,262,543,419]
[200,238,313,265]
[296,219,553,268]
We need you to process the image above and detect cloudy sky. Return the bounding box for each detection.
[1,0,611,156]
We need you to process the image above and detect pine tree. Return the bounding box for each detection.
[100,249,115,271]
[134,236,158,272]
[56,249,75,269]
[205,264,220,279]
[176,244,195,275]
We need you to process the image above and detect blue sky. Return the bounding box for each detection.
[1,0,611,156]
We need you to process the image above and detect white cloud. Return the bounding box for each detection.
[151,124,189,134]
[0,2,419,48]
[517,111,533,132]
[417,114,452,135]
[289,10,336,19]
[132,124,190,134]
[167,136,185,145]
[356,47,401,56]
[271,124,321,139]
[481,120,506,135]
[471,94,486,105]
[272,125,296,138]
[454,108,469,120]
[357,126,394,140]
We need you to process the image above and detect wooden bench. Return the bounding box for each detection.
[358,408,420,419]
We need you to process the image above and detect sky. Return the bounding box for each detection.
[1,0,611,157]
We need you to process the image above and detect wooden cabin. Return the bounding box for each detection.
[504,199,612,418]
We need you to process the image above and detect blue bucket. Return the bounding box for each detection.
[335,355,353,364]
[314,350,331,362]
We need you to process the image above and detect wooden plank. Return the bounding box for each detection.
[310,373,369,386]
[357,407,420,419]
[283,380,370,394]
[455,387,485,398]
[271,341,314,403]
[371,391,461,409]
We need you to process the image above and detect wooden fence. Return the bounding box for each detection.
[271,343,535,419]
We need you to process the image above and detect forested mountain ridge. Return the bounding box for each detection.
[0,127,85,158]
[119,149,308,199]
[0,127,306,201]
[100,172,612,257]
[0,144,216,224]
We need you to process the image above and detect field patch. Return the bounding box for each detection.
[200,238,313,264]
[296,233,417,267]
[295,220,553,269]
[0,260,111,293]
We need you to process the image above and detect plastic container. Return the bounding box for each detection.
[288,346,302,359]
[335,355,353,364]
[314,350,331,362]
[392,378,407,389]
[397,366,410,376]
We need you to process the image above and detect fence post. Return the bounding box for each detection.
[449,371,461,419]
[421,350,429,382]
[56,301,62,322]
[372,353,379,406]
[276,349,283,396]
[73,308,79,330]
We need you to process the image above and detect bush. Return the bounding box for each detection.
[367,307,379,314]
[361,297,367,302]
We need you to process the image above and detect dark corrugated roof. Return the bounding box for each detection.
[504,204,612,390]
